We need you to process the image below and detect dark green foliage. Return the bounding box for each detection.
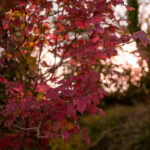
[82,104,150,150]
[50,104,150,150]
[127,0,140,33]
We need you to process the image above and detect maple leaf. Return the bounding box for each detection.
[133,31,150,47]
[88,27,104,33]
[3,24,8,30]
[83,134,91,145]
[76,97,87,114]
[75,20,86,29]
[86,104,98,115]
[62,131,70,142]
[67,103,77,120]
[22,96,35,111]
[106,47,118,58]
[95,0,106,11]
[98,51,107,61]
[46,88,58,100]
[0,76,8,84]
[82,129,91,145]
[111,0,124,6]
[61,89,75,97]
[86,15,103,25]
[41,61,49,67]
[126,6,135,11]
[35,83,50,93]
[98,108,105,116]
[98,89,107,98]
[5,82,24,97]
[1,101,20,117]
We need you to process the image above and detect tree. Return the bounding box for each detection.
[0,0,149,149]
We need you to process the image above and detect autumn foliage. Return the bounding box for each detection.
[0,0,149,149]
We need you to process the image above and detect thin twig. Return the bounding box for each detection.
[12,124,37,131]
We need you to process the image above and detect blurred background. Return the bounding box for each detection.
[50,0,150,149]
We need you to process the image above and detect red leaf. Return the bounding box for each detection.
[98,51,107,61]
[61,89,75,97]
[62,131,70,142]
[1,101,20,116]
[86,15,103,25]
[83,134,91,145]
[95,0,106,11]
[77,98,87,114]
[133,31,150,47]
[41,61,49,67]
[106,47,117,58]
[50,78,57,82]
[35,83,50,93]
[67,103,76,120]
[88,27,104,33]
[75,20,86,28]
[22,96,35,111]
[3,24,8,30]
[0,76,8,84]
[86,104,98,115]
[126,6,135,11]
